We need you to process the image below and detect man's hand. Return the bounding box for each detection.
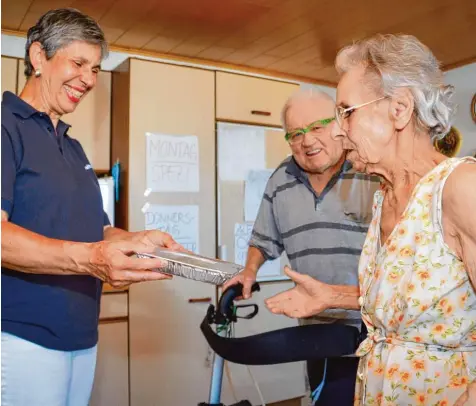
[265,266,334,318]
[222,267,258,300]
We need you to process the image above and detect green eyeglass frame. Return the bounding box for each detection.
[284,117,335,144]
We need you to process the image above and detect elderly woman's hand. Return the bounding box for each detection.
[454,381,476,406]
[265,266,334,318]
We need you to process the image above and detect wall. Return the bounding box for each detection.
[444,63,476,157]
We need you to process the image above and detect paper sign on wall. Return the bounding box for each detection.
[217,123,265,181]
[145,205,199,253]
[146,133,199,192]
[244,169,274,222]
[234,222,281,278]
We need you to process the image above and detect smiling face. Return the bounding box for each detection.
[30,40,101,116]
[286,97,344,174]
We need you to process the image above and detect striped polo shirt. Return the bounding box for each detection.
[250,156,380,326]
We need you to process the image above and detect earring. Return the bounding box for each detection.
[34,69,41,78]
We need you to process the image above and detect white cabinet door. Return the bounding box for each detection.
[90,322,129,406]
[129,278,216,406]
[118,59,218,406]
[1,57,17,94]
[216,72,298,127]
[216,122,291,281]
[99,292,128,319]
[219,281,306,405]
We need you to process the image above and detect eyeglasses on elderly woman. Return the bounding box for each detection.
[334,96,387,128]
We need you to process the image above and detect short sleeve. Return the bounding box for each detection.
[248,179,284,260]
[1,126,18,216]
[103,211,111,226]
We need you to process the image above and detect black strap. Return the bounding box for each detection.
[200,315,361,366]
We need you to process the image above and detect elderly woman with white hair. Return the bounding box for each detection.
[265,34,476,405]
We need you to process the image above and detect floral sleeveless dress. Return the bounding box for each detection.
[355,157,476,405]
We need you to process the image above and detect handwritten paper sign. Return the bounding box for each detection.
[146,133,199,192]
[145,205,199,253]
[244,169,274,221]
[234,222,281,278]
[217,123,265,181]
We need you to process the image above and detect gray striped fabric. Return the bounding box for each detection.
[250,157,380,326]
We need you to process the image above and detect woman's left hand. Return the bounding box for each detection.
[137,230,185,252]
[454,381,476,406]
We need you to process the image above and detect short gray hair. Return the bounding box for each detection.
[281,88,335,131]
[24,8,108,77]
[335,34,455,140]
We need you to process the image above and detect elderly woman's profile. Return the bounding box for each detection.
[266,34,476,406]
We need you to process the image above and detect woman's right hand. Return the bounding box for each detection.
[222,267,258,299]
[265,266,333,318]
[83,239,172,287]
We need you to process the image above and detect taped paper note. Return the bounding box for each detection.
[145,205,199,253]
[146,133,199,192]
[234,222,281,278]
[217,123,265,181]
[141,202,150,213]
[244,169,274,221]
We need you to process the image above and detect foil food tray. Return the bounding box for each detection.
[136,248,243,285]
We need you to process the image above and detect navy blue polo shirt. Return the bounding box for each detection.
[1,91,110,351]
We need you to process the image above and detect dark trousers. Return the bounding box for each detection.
[307,357,359,406]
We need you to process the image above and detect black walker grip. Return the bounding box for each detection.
[218,282,260,321]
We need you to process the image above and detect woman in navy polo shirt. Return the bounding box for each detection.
[1,8,181,405]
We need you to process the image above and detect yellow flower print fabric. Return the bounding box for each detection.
[355,157,476,406]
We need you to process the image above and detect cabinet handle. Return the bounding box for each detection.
[188,297,212,303]
[251,110,271,116]
[99,316,129,324]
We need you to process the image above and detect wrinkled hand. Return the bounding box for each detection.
[130,230,185,252]
[87,239,173,288]
[222,267,257,300]
[454,381,476,406]
[265,266,333,318]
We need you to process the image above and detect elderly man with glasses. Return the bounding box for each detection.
[224,89,379,405]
